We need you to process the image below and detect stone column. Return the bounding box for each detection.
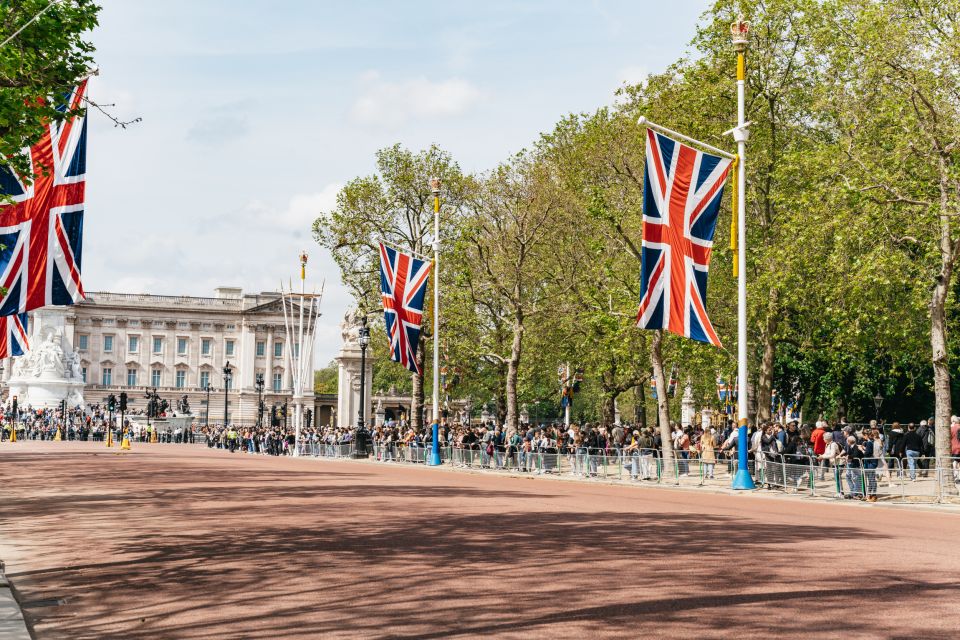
[336,343,372,429]
[681,382,695,429]
[265,326,274,391]
[335,310,372,429]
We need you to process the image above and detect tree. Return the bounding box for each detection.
[0,0,100,181]
[815,0,960,463]
[453,153,569,432]
[313,145,469,429]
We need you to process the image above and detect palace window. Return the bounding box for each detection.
[274,341,283,358]
[175,370,186,388]
[256,341,265,357]
[103,335,113,353]
[151,368,161,387]
[201,338,211,356]
[78,334,88,350]
[200,371,210,389]
[153,337,163,354]
[102,368,112,385]
[273,372,283,392]
[128,336,139,353]
[225,339,235,357]
[177,337,188,355]
[127,369,137,387]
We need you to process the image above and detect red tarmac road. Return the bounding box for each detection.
[1,441,959,639]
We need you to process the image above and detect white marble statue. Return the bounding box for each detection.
[340,308,362,345]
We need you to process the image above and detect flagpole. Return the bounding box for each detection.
[637,116,736,160]
[730,16,755,490]
[429,178,442,465]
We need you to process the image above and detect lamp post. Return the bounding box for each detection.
[145,387,158,443]
[356,316,370,457]
[873,392,884,423]
[222,362,232,427]
[204,383,213,430]
[730,15,755,491]
[255,373,265,428]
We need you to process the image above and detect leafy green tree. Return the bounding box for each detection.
[0,0,100,180]
[814,0,960,462]
[313,145,469,428]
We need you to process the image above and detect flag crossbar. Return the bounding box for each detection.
[379,241,431,262]
[637,116,736,160]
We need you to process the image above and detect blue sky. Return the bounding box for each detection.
[82,0,711,363]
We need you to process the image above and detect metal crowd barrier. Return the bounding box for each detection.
[249,438,960,504]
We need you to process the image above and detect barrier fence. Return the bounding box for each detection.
[287,440,960,504]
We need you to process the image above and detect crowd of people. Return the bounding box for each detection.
[0,402,196,444]
[6,401,960,502]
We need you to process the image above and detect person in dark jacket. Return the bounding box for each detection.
[844,435,865,499]
[862,437,879,502]
[903,423,924,481]
[917,420,934,477]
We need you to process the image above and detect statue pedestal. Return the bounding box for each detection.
[8,377,85,409]
[335,343,372,430]
[6,308,85,409]
[681,382,695,429]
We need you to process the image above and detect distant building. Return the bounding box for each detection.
[0,287,316,425]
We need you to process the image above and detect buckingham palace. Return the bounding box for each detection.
[1,287,316,425]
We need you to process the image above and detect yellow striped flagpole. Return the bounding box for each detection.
[731,15,754,490]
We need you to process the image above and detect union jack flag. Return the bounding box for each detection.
[0,80,87,316]
[637,128,732,347]
[0,313,29,358]
[379,243,431,374]
[716,376,728,403]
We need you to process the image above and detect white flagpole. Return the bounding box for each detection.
[730,16,755,490]
[430,179,441,429]
[637,116,736,159]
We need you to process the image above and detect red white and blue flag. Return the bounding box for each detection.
[379,243,431,374]
[637,128,731,347]
[0,313,29,358]
[0,80,87,316]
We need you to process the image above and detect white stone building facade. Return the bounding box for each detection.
[0,287,316,425]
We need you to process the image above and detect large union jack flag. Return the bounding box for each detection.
[0,313,29,358]
[0,80,87,316]
[379,243,431,374]
[637,128,732,347]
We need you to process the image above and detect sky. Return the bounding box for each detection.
[81,0,711,365]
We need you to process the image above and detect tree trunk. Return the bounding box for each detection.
[634,382,647,431]
[410,335,426,429]
[651,329,674,464]
[755,289,778,425]
[504,317,523,432]
[601,392,617,427]
[933,157,955,480]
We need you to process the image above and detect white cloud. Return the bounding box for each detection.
[349,71,482,127]
[84,185,349,365]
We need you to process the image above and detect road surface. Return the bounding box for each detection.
[1,441,958,639]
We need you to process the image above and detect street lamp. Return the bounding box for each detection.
[144,387,158,443]
[255,373,265,428]
[222,362,232,427]
[356,316,371,457]
[204,383,213,430]
[873,392,884,422]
